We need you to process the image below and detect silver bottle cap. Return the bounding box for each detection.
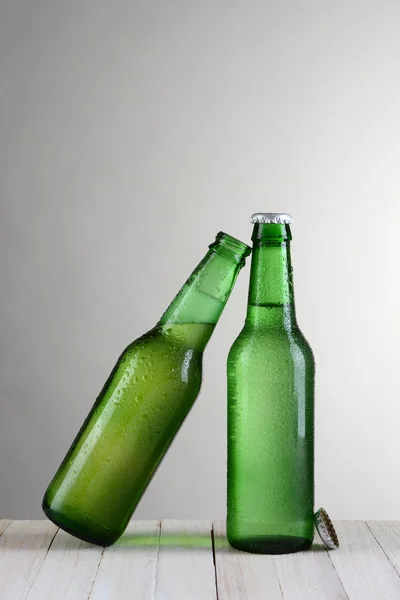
[250,213,293,224]
[314,507,339,550]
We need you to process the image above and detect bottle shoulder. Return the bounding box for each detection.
[100,326,203,401]
[126,323,210,355]
[228,324,315,363]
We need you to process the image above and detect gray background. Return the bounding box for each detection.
[1,0,399,520]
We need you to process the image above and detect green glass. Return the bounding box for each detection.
[43,232,251,546]
[227,221,315,554]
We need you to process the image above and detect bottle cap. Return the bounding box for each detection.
[250,213,293,224]
[314,507,339,549]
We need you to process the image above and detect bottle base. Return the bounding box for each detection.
[42,500,120,547]
[227,535,313,555]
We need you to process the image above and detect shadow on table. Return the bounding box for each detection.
[0,529,214,551]
[309,543,329,552]
[0,525,329,553]
[115,530,329,553]
[116,530,215,550]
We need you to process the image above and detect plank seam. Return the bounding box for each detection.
[211,522,220,600]
[22,525,59,600]
[324,540,351,600]
[366,521,400,579]
[271,558,285,600]
[87,545,105,599]
[0,520,11,539]
[150,520,162,600]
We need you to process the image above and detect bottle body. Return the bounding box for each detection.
[43,323,207,545]
[43,233,250,545]
[227,220,315,554]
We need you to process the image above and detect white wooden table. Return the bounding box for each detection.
[0,519,400,599]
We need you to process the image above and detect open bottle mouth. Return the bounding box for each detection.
[209,232,251,264]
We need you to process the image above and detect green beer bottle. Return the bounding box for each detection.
[43,232,250,546]
[227,214,315,554]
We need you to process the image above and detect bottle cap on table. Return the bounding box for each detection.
[250,213,293,224]
[314,507,339,550]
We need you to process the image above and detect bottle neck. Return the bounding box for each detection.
[159,233,250,350]
[246,224,296,328]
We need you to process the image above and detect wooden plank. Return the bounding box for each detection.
[89,520,159,600]
[154,519,216,600]
[213,520,282,600]
[329,521,400,600]
[273,535,348,600]
[0,520,57,600]
[0,521,10,537]
[367,521,400,576]
[25,529,103,600]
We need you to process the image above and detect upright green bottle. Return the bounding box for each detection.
[43,232,250,546]
[227,214,315,554]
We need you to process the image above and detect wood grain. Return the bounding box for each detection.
[154,519,216,600]
[367,521,400,576]
[24,529,103,600]
[213,520,283,600]
[273,537,348,600]
[0,520,57,600]
[0,519,399,599]
[89,520,160,600]
[329,521,400,600]
[0,521,10,538]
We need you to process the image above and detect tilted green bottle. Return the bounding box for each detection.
[43,232,250,546]
[227,214,315,554]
